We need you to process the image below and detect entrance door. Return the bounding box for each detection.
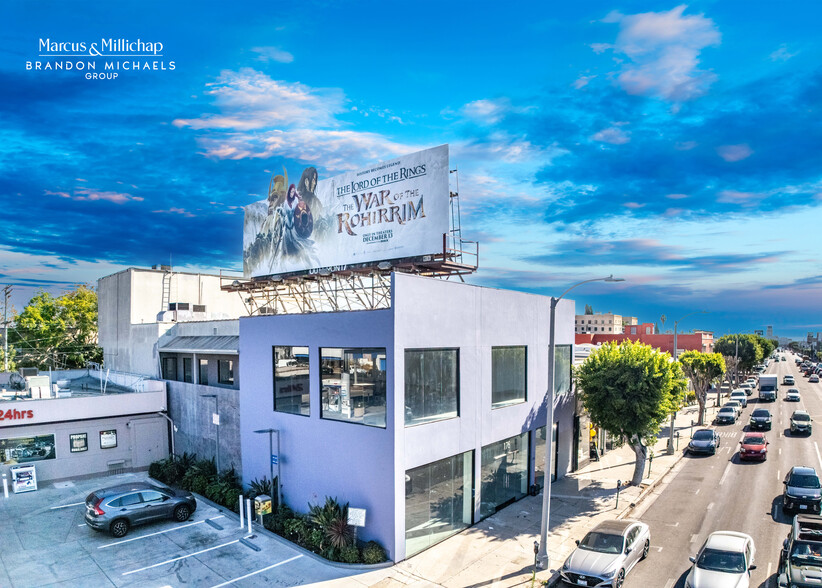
[132,420,167,468]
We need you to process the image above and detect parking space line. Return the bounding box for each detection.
[50,501,84,510]
[209,555,303,588]
[122,538,240,575]
[99,515,225,549]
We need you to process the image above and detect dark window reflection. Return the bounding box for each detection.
[405,349,459,426]
[321,348,386,428]
[273,346,310,416]
[405,452,473,557]
[491,346,526,407]
[480,433,528,519]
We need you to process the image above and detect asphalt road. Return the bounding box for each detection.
[626,352,821,588]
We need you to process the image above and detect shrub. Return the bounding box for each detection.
[223,488,243,512]
[361,541,387,564]
[339,545,360,564]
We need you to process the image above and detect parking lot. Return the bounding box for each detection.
[0,471,354,588]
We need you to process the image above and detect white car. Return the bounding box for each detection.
[738,383,754,396]
[785,388,801,402]
[686,531,756,588]
[730,390,748,408]
[724,401,743,417]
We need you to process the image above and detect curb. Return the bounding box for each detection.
[617,448,687,520]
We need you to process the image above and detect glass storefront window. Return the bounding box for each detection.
[405,451,473,557]
[491,346,526,407]
[321,348,386,428]
[480,432,528,519]
[535,424,558,488]
[405,349,459,426]
[273,346,310,416]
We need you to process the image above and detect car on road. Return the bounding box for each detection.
[783,466,822,515]
[811,374,820,383]
[785,388,801,402]
[739,383,755,396]
[730,390,748,407]
[716,407,738,425]
[749,408,773,431]
[687,429,721,456]
[785,375,796,385]
[791,410,813,435]
[782,356,787,361]
[725,401,743,417]
[84,480,197,538]
[560,519,650,588]
[778,514,822,588]
[745,377,758,388]
[685,531,756,588]
[738,433,768,461]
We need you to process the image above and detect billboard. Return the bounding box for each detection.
[243,145,449,278]
[0,434,56,465]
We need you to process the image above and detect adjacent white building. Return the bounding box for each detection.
[574,312,637,334]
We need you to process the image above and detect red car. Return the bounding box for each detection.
[739,433,768,461]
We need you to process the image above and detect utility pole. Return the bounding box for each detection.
[734,334,739,388]
[2,285,11,372]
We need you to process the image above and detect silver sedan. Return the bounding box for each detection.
[560,519,651,587]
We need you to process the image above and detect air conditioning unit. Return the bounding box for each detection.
[193,304,206,313]
[169,302,190,311]
[259,307,276,315]
[19,367,38,377]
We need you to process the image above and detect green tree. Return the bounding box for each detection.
[577,340,686,486]
[714,334,762,385]
[678,351,726,426]
[751,334,776,359]
[11,285,103,369]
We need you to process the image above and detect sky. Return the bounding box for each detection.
[1,1,820,339]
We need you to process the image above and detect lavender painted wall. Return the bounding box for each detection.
[392,273,575,561]
[239,308,396,557]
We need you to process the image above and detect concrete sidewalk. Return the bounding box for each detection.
[332,400,725,588]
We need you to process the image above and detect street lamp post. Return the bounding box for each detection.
[253,428,281,509]
[667,311,708,455]
[536,275,624,570]
[156,411,178,457]
[201,394,220,472]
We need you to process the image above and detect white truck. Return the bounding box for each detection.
[759,374,778,401]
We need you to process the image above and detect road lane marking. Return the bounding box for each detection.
[719,462,732,486]
[778,470,781,481]
[690,534,699,543]
[123,538,240,575]
[694,488,700,495]
[666,522,679,527]
[99,515,225,549]
[779,448,782,455]
[209,555,303,588]
[663,579,675,588]
[50,502,84,510]
[767,562,772,579]
[707,502,714,510]
[815,442,822,470]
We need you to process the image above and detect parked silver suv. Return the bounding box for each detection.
[85,480,197,537]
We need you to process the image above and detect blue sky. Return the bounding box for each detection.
[1,1,820,338]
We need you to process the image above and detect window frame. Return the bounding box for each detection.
[272,345,311,417]
[320,347,387,429]
[404,347,460,428]
[217,359,235,386]
[491,345,528,408]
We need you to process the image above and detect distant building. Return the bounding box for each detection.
[766,325,774,338]
[576,329,713,356]
[574,312,638,335]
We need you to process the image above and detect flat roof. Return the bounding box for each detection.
[159,335,239,354]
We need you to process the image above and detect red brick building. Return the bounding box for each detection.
[576,329,714,356]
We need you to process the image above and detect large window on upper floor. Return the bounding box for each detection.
[218,359,234,385]
[321,348,386,428]
[161,356,177,381]
[491,346,527,408]
[554,344,572,397]
[273,346,310,416]
[405,349,459,427]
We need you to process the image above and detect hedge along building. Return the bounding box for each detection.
[231,145,579,561]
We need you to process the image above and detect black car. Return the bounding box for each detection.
[749,408,773,431]
[783,466,822,515]
[778,515,822,588]
[85,480,197,537]
[687,429,721,455]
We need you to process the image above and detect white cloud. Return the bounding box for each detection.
[591,126,630,144]
[458,98,534,125]
[717,190,762,205]
[769,44,798,62]
[716,143,753,162]
[45,187,140,204]
[173,68,344,131]
[572,75,595,89]
[174,68,421,169]
[251,46,294,63]
[606,5,721,101]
